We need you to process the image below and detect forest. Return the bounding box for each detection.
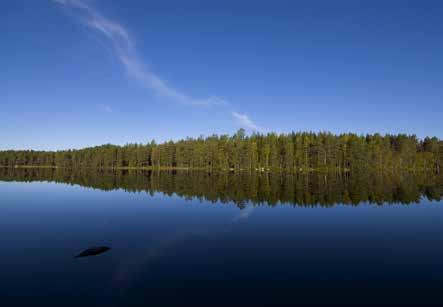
[0,130,442,173]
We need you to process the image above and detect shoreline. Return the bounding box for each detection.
[1,165,438,174]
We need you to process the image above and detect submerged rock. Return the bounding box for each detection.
[74,246,110,258]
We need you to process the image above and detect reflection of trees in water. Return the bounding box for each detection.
[1,168,442,208]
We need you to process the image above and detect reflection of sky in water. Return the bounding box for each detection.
[1,181,443,306]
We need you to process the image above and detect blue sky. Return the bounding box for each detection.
[1,0,443,150]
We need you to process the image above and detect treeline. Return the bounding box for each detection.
[1,168,442,207]
[1,130,442,172]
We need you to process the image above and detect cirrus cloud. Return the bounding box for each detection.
[53,0,261,131]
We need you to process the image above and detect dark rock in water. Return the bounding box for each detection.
[75,246,110,258]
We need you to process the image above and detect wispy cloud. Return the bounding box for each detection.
[53,0,261,130]
[232,111,262,131]
[99,104,113,113]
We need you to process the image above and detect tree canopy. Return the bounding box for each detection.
[1,130,442,173]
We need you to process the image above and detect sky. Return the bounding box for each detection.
[1,0,443,150]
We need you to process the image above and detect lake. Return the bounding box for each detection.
[1,168,443,306]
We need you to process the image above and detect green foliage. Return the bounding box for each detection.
[0,130,441,173]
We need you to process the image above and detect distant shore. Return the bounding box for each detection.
[1,130,441,174]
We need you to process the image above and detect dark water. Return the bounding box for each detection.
[1,169,443,306]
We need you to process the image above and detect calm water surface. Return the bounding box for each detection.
[1,169,443,306]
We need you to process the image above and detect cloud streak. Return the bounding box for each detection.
[99,104,112,113]
[232,111,262,131]
[53,0,261,130]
